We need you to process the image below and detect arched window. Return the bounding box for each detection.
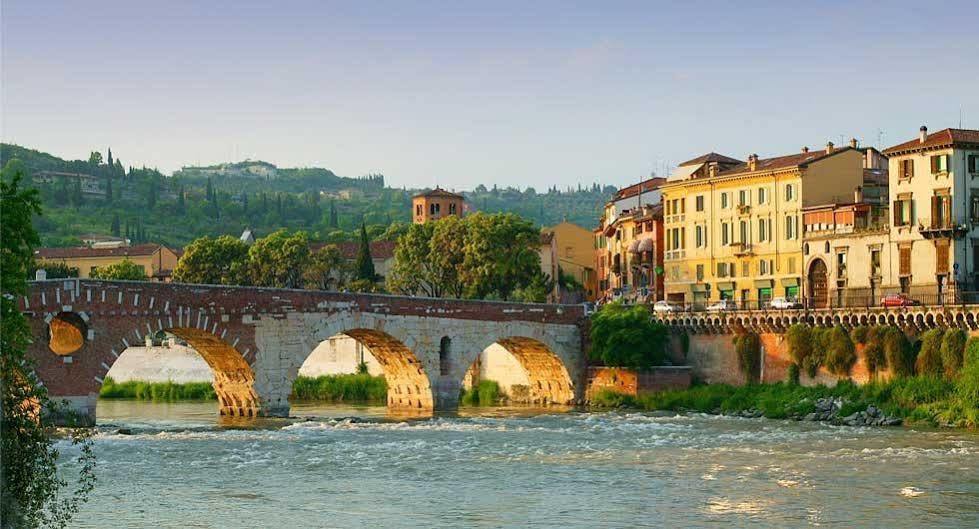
[804,243,809,255]
[824,241,830,253]
[439,336,451,376]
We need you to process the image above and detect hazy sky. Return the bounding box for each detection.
[2,1,977,190]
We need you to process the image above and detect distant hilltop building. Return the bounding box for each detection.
[412,187,464,224]
[177,160,278,180]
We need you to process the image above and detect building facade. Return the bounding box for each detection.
[660,145,866,309]
[542,221,598,301]
[411,188,465,224]
[35,244,181,281]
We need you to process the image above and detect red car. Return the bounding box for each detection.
[881,293,921,307]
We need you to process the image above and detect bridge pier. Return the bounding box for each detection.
[434,376,461,410]
[45,394,97,427]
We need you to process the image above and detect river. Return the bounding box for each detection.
[57,400,979,528]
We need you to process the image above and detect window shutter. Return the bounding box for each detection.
[930,196,939,228]
[900,248,911,275]
[936,242,949,274]
[931,156,938,173]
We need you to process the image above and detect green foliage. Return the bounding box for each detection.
[588,302,668,370]
[787,363,801,385]
[291,374,387,402]
[459,212,541,300]
[1,160,95,528]
[354,224,376,281]
[173,235,250,285]
[31,260,79,279]
[511,272,553,303]
[304,244,345,290]
[90,258,147,280]
[460,380,502,406]
[863,339,887,379]
[966,337,979,368]
[916,329,945,376]
[824,326,857,377]
[940,329,967,378]
[732,332,761,383]
[850,325,870,345]
[247,229,309,288]
[786,324,815,376]
[679,332,690,355]
[98,377,216,400]
[881,327,915,378]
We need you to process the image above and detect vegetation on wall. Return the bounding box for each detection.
[588,302,669,370]
[824,326,857,377]
[940,329,967,378]
[732,332,761,383]
[916,329,946,376]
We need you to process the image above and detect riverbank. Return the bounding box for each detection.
[590,375,979,428]
[99,376,216,400]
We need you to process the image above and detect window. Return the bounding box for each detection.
[870,249,881,277]
[695,225,704,247]
[738,189,748,206]
[416,204,422,216]
[759,260,769,275]
[893,194,913,226]
[837,252,847,278]
[936,241,949,275]
[739,220,749,244]
[717,262,728,278]
[439,336,451,376]
[696,264,704,281]
[969,155,979,174]
[930,154,950,174]
[758,218,770,242]
[729,262,737,278]
[899,246,912,276]
[742,261,749,277]
[449,202,457,214]
[899,159,915,179]
[804,243,809,255]
[785,215,797,239]
[695,195,705,212]
[785,184,795,201]
[788,257,796,274]
[721,193,729,209]
[971,191,979,223]
[758,187,766,204]
[721,222,729,245]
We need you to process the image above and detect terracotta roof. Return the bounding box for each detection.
[35,244,163,260]
[613,177,667,201]
[309,241,396,260]
[678,152,742,167]
[412,187,464,200]
[717,147,853,177]
[882,128,979,155]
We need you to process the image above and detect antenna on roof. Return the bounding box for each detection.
[960,106,963,128]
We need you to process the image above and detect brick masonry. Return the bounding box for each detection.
[584,367,692,400]
[23,280,587,423]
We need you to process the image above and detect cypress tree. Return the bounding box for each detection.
[177,185,185,212]
[329,200,339,228]
[111,214,120,237]
[206,177,214,203]
[105,174,113,203]
[355,224,375,281]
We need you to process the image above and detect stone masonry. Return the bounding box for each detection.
[23,279,586,424]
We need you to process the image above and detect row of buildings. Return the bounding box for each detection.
[595,126,979,309]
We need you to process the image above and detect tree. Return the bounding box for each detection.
[588,302,668,370]
[104,173,113,203]
[388,222,435,296]
[146,179,157,209]
[247,229,309,288]
[90,259,148,280]
[173,235,250,285]
[329,201,339,228]
[2,160,95,528]
[176,185,186,213]
[110,214,121,237]
[354,224,376,282]
[106,148,113,173]
[87,151,103,168]
[460,212,540,300]
[304,244,344,290]
[70,176,83,206]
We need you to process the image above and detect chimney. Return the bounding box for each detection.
[708,163,718,178]
[919,125,928,144]
[801,146,809,154]
[849,138,858,149]
[854,186,863,203]
[826,142,835,154]
[748,154,758,171]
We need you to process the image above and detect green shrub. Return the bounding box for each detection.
[965,337,979,368]
[99,376,216,400]
[863,339,886,379]
[787,363,801,385]
[460,380,501,406]
[887,375,953,408]
[824,326,857,377]
[291,373,388,402]
[955,359,979,404]
[589,389,636,408]
[882,327,914,377]
[786,324,812,369]
[589,302,669,370]
[850,326,870,345]
[940,329,967,378]
[916,329,945,376]
[733,332,761,383]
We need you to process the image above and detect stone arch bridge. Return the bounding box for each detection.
[22,279,586,424]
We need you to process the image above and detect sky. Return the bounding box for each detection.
[2,1,978,190]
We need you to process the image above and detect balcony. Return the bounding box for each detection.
[918,218,968,239]
[730,242,753,257]
[737,204,751,215]
[665,249,685,261]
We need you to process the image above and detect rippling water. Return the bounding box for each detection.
[57,400,979,528]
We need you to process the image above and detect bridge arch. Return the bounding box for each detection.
[461,335,576,406]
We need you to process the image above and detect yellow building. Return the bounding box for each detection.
[542,221,598,300]
[35,244,181,281]
[661,145,865,309]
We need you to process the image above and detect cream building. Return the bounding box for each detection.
[661,145,866,309]
[881,126,979,301]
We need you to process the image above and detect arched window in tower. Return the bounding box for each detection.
[439,336,451,376]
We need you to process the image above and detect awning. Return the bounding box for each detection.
[637,238,654,253]
[754,279,774,288]
[717,281,735,291]
[691,283,708,293]
[780,277,800,287]
[628,239,641,253]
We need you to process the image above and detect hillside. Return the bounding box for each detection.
[1,143,611,248]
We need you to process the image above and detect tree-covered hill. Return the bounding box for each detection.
[1,143,614,248]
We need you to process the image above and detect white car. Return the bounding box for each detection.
[768,297,802,310]
[706,299,738,312]
[653,300,681,313]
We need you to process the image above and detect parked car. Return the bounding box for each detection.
[768,297,803,310]
[706,299,738,312]
[881,293,921,307]
[653,300,682,313]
